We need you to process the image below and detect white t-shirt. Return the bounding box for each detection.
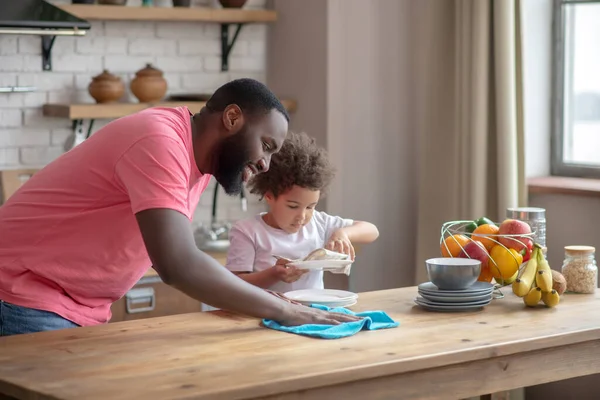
[225,211,354,293]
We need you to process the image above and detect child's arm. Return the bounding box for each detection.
[333,221,380,243]
[234,270,279,289]
[226,224,307,289]
[326,220,379,259]
[234,259,306,289]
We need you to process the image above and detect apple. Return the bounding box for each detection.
[458,240,490,269]
[521,240,534,262]
[498,219,532,252]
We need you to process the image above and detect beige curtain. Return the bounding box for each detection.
[412,0,527,286]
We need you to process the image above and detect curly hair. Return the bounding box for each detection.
[247,131,335,198]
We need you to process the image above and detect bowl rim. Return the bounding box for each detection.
[425,257,481,267]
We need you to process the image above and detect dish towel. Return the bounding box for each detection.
[262,304,399,339]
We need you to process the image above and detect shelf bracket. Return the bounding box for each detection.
[220,23,244,72]
[64,119,95,151]
[41,36,57,71]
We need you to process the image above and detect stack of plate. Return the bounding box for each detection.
[415,281,495,312]
[284,289,358,308]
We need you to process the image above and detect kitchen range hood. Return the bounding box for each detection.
[0,0,91,70]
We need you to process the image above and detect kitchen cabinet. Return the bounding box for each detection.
[110,275,201,323]
[110,252,227,323]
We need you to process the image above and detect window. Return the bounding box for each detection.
[552,0,600,177]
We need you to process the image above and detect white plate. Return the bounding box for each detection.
[418,281,495,295]
[293,299,358,308]
[286,259,353,270]
[414,297,490,312]
[419,291,493,304]
[284,289,358,304]
[415,296,492,307]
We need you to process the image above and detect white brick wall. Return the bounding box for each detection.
[0,0,269,226]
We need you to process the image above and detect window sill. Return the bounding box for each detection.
[528,176,600,198]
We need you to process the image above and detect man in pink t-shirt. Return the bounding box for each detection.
[0,79,359,336]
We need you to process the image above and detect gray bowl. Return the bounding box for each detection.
[425,257,481,290]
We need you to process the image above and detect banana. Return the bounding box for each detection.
[535,247,553,292]
[542,289,560,308]
[512,246,539,297]
[523,286,542,307]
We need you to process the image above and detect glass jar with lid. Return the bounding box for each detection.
[561,245,597,294]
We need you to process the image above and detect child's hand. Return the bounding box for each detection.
[326,229,355,260]
[271,258,308,283]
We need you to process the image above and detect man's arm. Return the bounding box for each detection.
[234,270,280,289]
[135,208,360,325]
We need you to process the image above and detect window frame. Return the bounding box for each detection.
[551,0,600,178]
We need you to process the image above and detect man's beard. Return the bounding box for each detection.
[213,129,252,196]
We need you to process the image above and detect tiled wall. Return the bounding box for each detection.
[0,0,268,227]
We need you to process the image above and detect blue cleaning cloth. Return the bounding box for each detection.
[262,304,400,339]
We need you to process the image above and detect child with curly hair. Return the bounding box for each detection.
[225,131,379,293]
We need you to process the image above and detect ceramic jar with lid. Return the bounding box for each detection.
[130,63,168,103]
[88,69,125,104]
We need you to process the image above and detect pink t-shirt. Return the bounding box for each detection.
[0,106,211,327]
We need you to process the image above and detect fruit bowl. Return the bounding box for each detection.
[439,219,537,287]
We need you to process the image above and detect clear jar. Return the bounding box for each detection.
[506,207,546,248]
[561,245,597,294]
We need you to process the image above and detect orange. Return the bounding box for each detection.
[478,264,494,283]
[440,234,470,257]
[472,224,499,251]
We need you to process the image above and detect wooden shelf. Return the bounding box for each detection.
[528,176,600,198]
[43,99,297,120]
[57,4,277,23]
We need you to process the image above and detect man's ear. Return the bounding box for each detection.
[222,104,244,135]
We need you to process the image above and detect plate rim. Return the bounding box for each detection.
[414,298,491,310]
[418,288,495,297]
[415,296,492,307]
[286,259,354,270]
[419,292,493,303]
[284,288,358,302]
[418,281,495,293]
[295,300,358,308]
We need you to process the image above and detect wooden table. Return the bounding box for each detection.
[1,287,600,400]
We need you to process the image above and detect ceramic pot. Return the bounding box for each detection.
[130,63,168,103]
[88,70,125,104]
[218,0,247,8]
[97,0,126,5]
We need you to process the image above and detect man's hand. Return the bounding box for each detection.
[326,229,355,260]
[264,290,362,326]
[277,303,362,326]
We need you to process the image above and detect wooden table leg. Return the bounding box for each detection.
[479,392,512,400]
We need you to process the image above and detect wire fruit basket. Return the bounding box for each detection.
[440,220,537,296]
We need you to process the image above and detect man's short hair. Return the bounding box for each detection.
[206,78,290,122]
